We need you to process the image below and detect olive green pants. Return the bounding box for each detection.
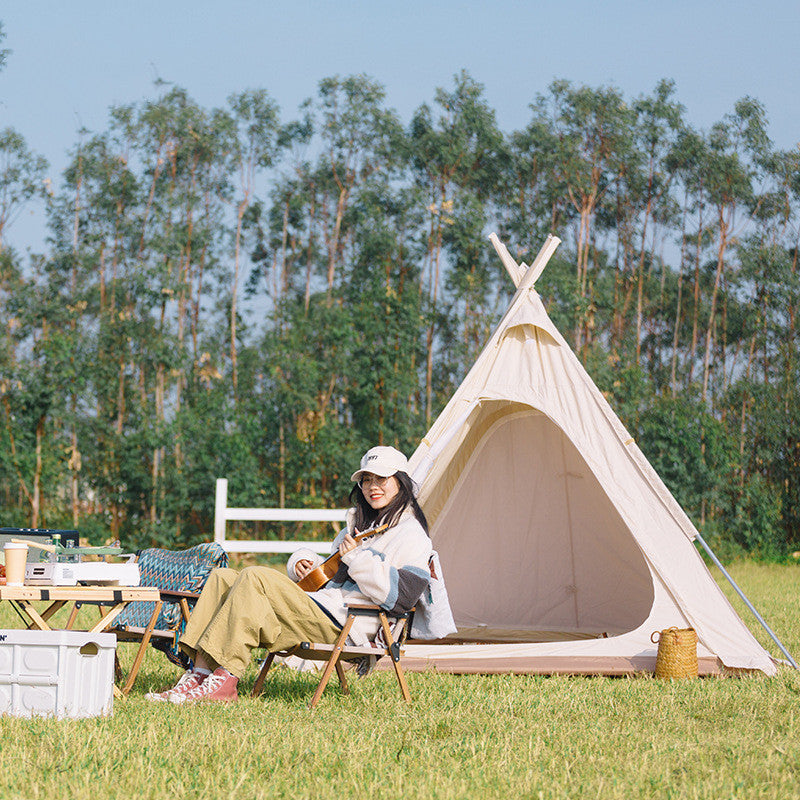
[179,566,340,677]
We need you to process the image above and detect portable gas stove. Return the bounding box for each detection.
[24,560,140,586]
[13,536,141,586]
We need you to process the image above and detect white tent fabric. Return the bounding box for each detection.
[403,235,777,676]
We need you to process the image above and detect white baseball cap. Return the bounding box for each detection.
[350,446,409,482]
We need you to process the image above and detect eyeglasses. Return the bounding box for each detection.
[359,474,391,488]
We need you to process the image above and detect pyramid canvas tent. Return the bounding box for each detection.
[402,234,778,676]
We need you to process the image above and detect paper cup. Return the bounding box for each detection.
[4,542,28,586]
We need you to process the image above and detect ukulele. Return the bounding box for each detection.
[297,523,389,592]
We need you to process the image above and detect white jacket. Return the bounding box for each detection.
[287,508,437,645]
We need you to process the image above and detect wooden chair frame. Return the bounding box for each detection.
[82,588,199,692]
[252,603,414,709]
[110,588,198,663]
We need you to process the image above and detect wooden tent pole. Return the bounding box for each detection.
[488,233,525,286]
[489,233,561,291]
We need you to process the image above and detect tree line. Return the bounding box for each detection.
[1,33,798,556]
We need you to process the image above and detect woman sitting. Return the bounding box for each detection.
[147,446,432,703]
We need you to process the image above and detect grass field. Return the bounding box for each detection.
[1,562,798,800]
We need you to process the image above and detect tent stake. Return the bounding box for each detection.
[694,532,797,669]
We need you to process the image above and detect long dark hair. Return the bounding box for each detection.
[349,471,429,534]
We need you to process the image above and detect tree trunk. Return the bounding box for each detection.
[31,414,45,527]
[570,193,596,353]
[70,158,82,526]
[326,186,348,300]
[635,194,654,363]
[701,208,729,401]
[425,208,444,427]
[138,143,164,258]
[670,188,690,395]
[279,199,290,296]
[1,395,34,514]
[687,208,704,384]
[231,198,248,394]
[304,185,316,314]
[151,361,165,525]
[739,334,757,488]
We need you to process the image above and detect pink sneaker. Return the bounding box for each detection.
[170,667,238,704]
[145,670,206,702]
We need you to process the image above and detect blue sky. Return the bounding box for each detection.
[2,1,799,251]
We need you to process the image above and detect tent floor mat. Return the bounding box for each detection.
[377,652,727,676]
[409,629,611,645]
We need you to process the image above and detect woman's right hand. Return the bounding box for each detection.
[294,558,314,580]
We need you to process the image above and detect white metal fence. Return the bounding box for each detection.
[213,478,347,554]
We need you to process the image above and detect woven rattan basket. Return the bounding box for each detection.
[651,627,698,679]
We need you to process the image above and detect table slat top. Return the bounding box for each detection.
[0,585,161,601]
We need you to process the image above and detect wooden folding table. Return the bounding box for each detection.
[0,584,162,696]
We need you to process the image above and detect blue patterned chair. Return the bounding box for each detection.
[111,542,228,671]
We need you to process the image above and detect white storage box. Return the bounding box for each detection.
[0,630,116,718]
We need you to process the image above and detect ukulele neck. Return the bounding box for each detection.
[352,523,389,543]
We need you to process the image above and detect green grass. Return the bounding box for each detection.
[1,563,799,800]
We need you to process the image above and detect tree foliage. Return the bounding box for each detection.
[1,63,799,557]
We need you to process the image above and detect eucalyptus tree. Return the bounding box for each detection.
[664,126,710,389]
[249,74,404,314]
[51,122,148,535]
[585,83,684,388]
[242,75,410,514]
[697,98,770,402]
[506,104,569,254]
[624,80,684,361]
[409,71,505,422]
[129,87,241,540]
[722,144,800,553]
[43,87,238,540]
[342,181,427,454]
[258,182,426,515]
[0,128,48,254]
[505,116,580,338]
[0,21,8,72]
[524,81,637,354]
[250,168,317,315]
[0,251,40,521]
[0,116,49,524]
[0,126,48,388]
[0,252,82,527]
[313,75,405,297]
[222,89,283,393]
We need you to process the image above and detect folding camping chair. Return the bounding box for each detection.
[251,602,415,709]
[102,542,228,684]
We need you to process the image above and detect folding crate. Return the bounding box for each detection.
[0,630,115,718]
